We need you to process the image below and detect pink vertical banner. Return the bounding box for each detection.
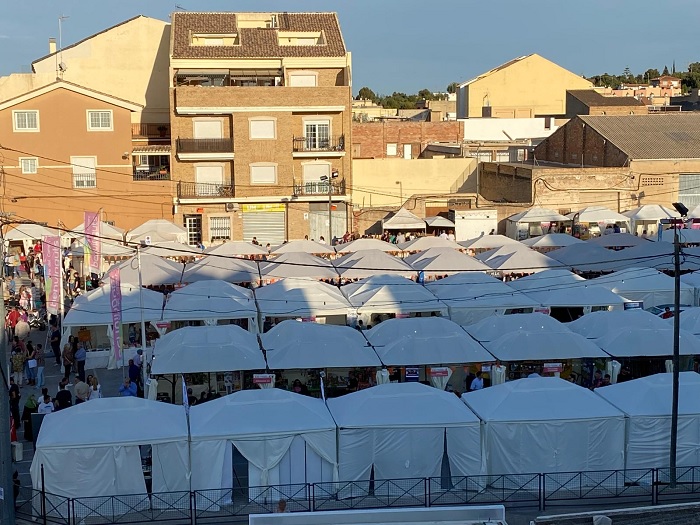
[84,211,101,274]
[108,267,122,363]
[42,235,60,315]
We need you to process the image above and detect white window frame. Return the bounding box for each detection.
[288,70,319,87]
[386,143,397,157]
[86,110,113,131]
[249,117,277,140]
[209,216,232,241]
[12,110,39,132]
[250,163,278,185]
[19,157,38,174]
[303,118,331,150]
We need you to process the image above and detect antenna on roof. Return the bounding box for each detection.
[58,14,69,79]
[175,4,187,10]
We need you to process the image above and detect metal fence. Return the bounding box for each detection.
[16,467,700,525]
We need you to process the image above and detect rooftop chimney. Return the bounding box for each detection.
[49,38,57,54]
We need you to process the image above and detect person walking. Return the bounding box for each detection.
[35,344,45,388]
[50,323,61,365]
[37,394,54,415]
[74,340,87,382]
[88,375,102,400]
[54,380,72,411]
[11,344,25,386]
[9,378,21,430]
[62,340,74,380]
[25,341,37,386]
[73,376,90,404]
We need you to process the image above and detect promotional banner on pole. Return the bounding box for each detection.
[84,211,101,275]
[108,268,122,363]
[42,235,60,316]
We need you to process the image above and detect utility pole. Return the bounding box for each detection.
[321,170,339,244]
[0,218,16,525]
[670,202,688,485]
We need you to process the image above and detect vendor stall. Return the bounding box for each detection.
[459,234,523,255]
[382,208,426,233]
[181,256,258,285]
[592,267,695,308]
[365,317,494,389]
[405,247,490,280]
[521,233,583,252]
[262,320,381,395]
[334,249,415,281]
[546,242,620,273]
[567,206,630,239]
[271,240,336,257]
[595,372,700,469]
[477,245,560,275]
[462,377,625,475]
[260,252,338,283]
[102,253,184,287]
[327,382,482,490]
[425,272,538,326]
[204,241,268,258]
[126,219,188,244]
[505,208,570,240]
[622,205,679,238]
[341,274,448,326]
[189,389,337,502]
[587,232,647,249]
[568,309,669,339]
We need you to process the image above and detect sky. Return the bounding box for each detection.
[1,0,699,95]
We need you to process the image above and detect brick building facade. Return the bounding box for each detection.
[351,121,463,159]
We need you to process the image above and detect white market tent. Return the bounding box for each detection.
[204,241,268,257]
[270,239,336,256]
[31,398,188,498]
[463,377,625,475]
[327,382,482,482]
[568,206,630,225]
[189,389,337,493]
[334,249,415,280]
[341,274,448,323]
[479,245,560,274]
[255,278,353,325]
[382,208,426,231]
[102,253,183,286]
[424,216,455,229]
[398,236,461,252]
[334,238,400,254]
[594,326,700,358]
[547,243,618,273]
[71,221,125,241]
[425,272,539,326]
[143,241,203,259]
[595,372,700,469]
[459,234,522,252]
[568,309,669,339]
[659,228,700,244]
[366,317,494,366]
[587,233,648,249]
[603,241,700,272]
[5,223,58,242]
[509,269,625,312]
[505,208,569,240]
[592,267,695,307]
[404,247,490,278]
[151,325,265,375]
[262,320,381,369]
[261,252,338,282]
[465,313,609,361]
[63,284,164,327]
[181,256,258,284]
[622,205,679,237]
[675,308,700,335]
[127,219,188,244]
[70,238,135,258]
[521,233,584,249]
[161,280,257,328]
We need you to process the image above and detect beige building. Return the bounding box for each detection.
[0,81,173,228]
[169,11,353,245]
[456,54,593,119]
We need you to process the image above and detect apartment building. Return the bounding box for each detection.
[169,11,353,245]
[0,81,173,228]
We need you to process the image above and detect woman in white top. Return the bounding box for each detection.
[88,375,102,400]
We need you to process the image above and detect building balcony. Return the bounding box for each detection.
[292,135,346,157]
[177,181,234,199]
[293,178,346,196]
[133,167,171,181]
[132,123,171,140]
[176,137,234,160]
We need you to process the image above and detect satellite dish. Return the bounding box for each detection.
[58,62,68,72]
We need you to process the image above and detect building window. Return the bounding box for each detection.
[71,156,97,189]
[13,110,39,132]
[386,143,397,156]
[249,118,276,139]
[288,71,318,87]
[679,174,700,209]
[20,158,38,174]
[304,120,330,149]
[210,217,232,241]
[250,164,277,184]
[87,110,113,131]
[184,215,203,246]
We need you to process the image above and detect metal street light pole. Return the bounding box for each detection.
[670,202,688,485]
[321,170,339,244]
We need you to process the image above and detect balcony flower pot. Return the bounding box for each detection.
[159,166,169,175]
[157,126,168,138]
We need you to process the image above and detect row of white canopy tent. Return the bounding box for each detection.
[33,373,700,500]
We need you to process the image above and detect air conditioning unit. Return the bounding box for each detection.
[225,203,239,212]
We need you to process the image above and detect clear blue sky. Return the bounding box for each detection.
[1,0,698,95]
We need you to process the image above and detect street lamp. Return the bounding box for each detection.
[670,201,689,485]
[395,180,403,207]
[320,169,339,243]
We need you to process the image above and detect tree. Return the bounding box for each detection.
[689,62,700,74]
[644,69,660,81]
[623,66,633,80]
[417,88,434,101]
[356,86,377,102]
[446,82,458,94]
[662,65,670,76]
